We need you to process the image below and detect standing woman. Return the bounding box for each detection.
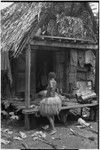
[39,72,62,134]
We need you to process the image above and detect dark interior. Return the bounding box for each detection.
[36,50,54,92]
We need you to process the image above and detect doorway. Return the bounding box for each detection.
[36,50,54,92]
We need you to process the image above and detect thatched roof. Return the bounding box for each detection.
[1,2,98,58]
[1,2,46,57]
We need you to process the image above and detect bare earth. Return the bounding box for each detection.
[1,117,98,149]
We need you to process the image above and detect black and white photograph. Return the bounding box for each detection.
[0,1,99,149]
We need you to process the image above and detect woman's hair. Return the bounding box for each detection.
[48,72,56,79]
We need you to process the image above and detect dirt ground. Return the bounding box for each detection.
[1,113,98,149]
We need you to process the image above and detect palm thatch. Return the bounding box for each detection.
[1,2,48,57]
[1,2,98,58]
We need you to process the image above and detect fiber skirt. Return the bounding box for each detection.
[39,95,62,117]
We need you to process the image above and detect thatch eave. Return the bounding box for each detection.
[1,2,47,57]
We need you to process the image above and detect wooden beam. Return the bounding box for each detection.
[35,35,96,44]
[30,39,98,50]
[25,44,31,108]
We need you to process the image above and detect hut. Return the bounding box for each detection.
[1,2,98,112]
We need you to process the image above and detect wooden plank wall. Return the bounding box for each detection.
[55,52,64,92]
[55,51,70,93]
[65,51,70,93]
[15,49,36,99]
[31,51,36,99]
[69,49,78,94]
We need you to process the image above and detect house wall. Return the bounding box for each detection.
[55,50,70,93]
[31,52,36,98]
[12,48,95,98]
[15,53,25,94]
[69,49,78,94]
[55,51,65,92]
[14,51,36,97]
[69,49,95,95]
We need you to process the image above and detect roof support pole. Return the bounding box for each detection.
[24,44,31,130]
[25,44,31,108]
[31,50,36,100]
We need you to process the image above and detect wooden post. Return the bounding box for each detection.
[31,51,36,100]
[25,44,31,130]
[25,114,30,130]
[25,44,31,108]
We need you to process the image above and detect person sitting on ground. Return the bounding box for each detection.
[39,72,62,135]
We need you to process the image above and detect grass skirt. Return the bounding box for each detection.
[39,95,62,117]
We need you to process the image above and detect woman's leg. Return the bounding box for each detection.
[49,116,55,130]
[47,116,56,134]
